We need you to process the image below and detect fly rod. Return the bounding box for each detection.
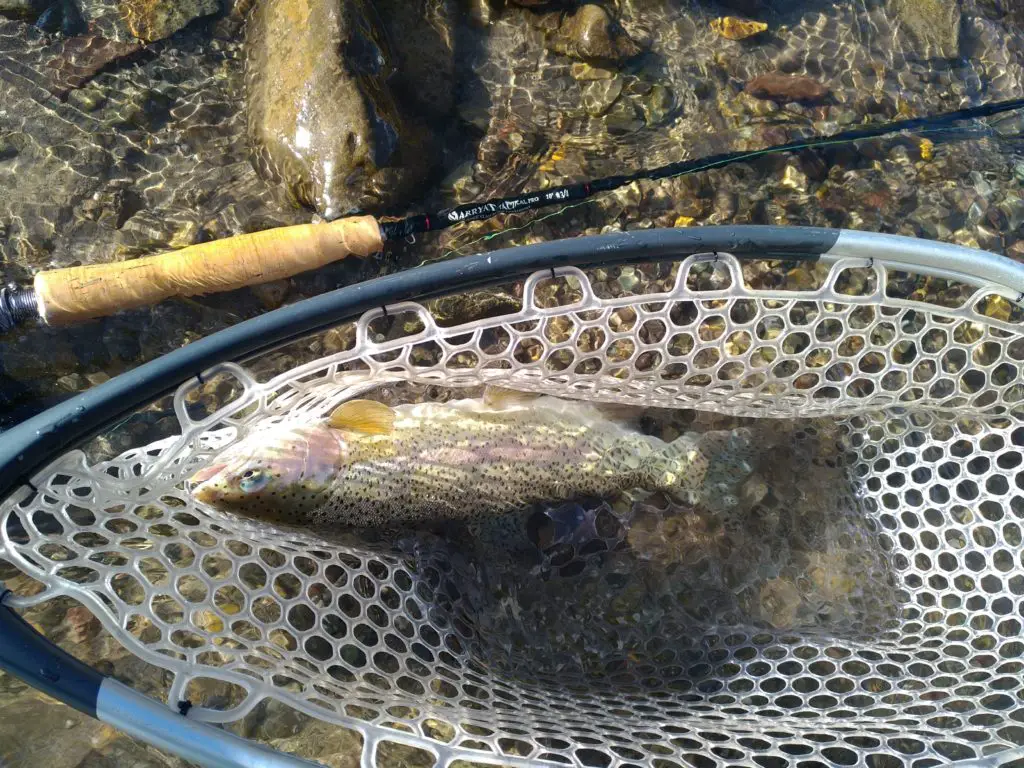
[2,96,1022,330]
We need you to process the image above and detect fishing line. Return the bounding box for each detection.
[375,97,1024,259]
[435,121,1014,260]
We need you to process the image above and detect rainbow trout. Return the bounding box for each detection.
[191,394,753,528]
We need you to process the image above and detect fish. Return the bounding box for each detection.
[190,392,754,529]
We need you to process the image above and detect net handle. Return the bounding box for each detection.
[0,591,323,767]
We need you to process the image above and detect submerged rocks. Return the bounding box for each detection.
[745,72,829,103]
[375,0,456,121]
[76,0,219,42]
[891,0,962,59]
[46,34,143,97]
[245,0,432,218]
[121,0,220,42]
[545,4,642,65]
[0,0,47,20]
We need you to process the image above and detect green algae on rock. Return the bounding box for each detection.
[244,0,430,218]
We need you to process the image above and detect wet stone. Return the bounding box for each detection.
[745,72,829,103]
[546,4,642,65]
[710,16,767,41]
[62,605,101,643]
[77,0,221,42]
[581,76,623,116]
[245,0,435,217]
[257,699,307,741]
[891,0,963,59]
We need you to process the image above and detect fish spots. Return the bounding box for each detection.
[191,396,755,529]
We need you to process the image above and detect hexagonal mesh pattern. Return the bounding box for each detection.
[3,251,1024,767]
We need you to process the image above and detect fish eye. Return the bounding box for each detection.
[239,468,271,493]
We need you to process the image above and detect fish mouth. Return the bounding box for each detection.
[190,462,227,485]
[190,462,227,506]
[192,484,219,506]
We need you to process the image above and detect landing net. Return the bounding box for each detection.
[3,240,1023,767]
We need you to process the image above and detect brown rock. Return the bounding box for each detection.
[891,0,962,59]
[77,0,220,43]
[46,35,143,99]
[250,279,290,310]
[245,0,429,217]
[710,16,767,41]
[745,73,829,104]
[63,605,101,644]
[1006,239,1024,262]
[547,4,642,65]
[121,0,220,42]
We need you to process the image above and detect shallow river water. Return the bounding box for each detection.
[1,0,1024,766]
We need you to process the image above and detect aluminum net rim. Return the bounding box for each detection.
[2,228,1024,768]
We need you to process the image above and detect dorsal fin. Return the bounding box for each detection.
[327,400,395,435]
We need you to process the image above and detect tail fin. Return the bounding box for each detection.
[696,428,757,512]
[647,428,757,511]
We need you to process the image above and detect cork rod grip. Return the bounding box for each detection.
[33,216,383,325]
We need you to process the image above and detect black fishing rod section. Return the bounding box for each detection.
[380,96,1024,240]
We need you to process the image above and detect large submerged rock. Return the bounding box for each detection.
[244,0,434,218]
[77,0,220,42]
[891,0,962,59]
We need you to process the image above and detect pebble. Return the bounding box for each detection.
[975,225,1002,251]
[250,279,291,311]
[1006,241,1024,261]
[641,84,674,125]
[63,605,101,644]
[711,188,738,223]
[781,163,809,193]
[67,88,108,112]
[56,373,88,391]
[570,62,616,81]
[952,228,981,249]
[972,170,995,198]
[967,199,987,225]
[258,699,307,741]
[85,371,111,387]
[710,16,768,40]
[604,100,644,135]
[891,0,962,59]
[999,196,1024,231]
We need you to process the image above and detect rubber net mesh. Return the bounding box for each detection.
[3,252,1024,767]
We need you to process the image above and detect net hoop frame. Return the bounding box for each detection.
[1,225,1023,768]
